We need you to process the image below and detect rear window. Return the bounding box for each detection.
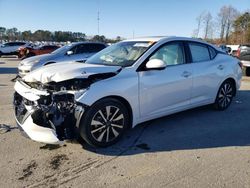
[189,43,210,62]
[87,44,106,53]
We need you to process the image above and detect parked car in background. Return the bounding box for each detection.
[226,45,239,57]
[18,45,59,59]
[13,36,242,147]
[18,42,107,77]
[219,44,231,54]
[237,44,250,76]
[0,42,31,57]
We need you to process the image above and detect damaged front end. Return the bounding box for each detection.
[13,71,119,144]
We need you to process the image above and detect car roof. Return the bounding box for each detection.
[123,36,168,42]
[71,41,107,45]
[123,36,209,44]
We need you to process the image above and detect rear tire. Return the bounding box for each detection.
[214,80,234,110]
[79,98,130,147]
[246,67,250,77]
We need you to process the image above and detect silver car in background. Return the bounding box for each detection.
[18,42,107,77]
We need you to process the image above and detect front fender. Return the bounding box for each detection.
[76,69,140,127]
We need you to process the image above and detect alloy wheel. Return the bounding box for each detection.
[217,82,233,109]
[90,105,124,143]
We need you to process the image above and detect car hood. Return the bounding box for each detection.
[23,62,121,84]
[20,54,55,66]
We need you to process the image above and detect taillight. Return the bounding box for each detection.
[236,48,240,57]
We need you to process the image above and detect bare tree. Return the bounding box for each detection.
[218,6,227,41]
[203,12,213,39]
[194,12,204,38]
[218,5,239,42]
[225,6,239,42]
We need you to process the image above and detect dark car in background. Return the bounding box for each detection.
[237,44,250,76]
[18,45,59,59]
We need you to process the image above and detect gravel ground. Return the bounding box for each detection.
[0,57,250,188]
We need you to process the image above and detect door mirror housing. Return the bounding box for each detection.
[146,59,166,70]
[66,50,73,56]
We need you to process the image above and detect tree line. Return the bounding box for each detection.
[193,6,250,44]
[0,27,122,43]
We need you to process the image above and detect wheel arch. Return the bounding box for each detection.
[44,61,56,66]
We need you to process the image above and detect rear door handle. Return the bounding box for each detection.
[181,71,192,78]
[217,65,224,70]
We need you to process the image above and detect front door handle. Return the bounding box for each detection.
[181,71,192,78]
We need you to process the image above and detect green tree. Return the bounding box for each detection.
[233,12,250,43]
[91,35,106,42]
[0,27,6,40]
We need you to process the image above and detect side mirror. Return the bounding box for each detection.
[146,59,166,70]
[66,51,73,56]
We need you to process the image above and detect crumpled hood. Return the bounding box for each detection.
[20,54,55,66]
[23,62,121,83]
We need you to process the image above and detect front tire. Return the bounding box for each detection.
[214,80,234,110]
[79,98,130,147]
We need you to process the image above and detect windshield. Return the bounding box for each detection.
[51,44,72,54]
[86,41,154,67]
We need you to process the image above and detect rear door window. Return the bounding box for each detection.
[189,43,210,62]
[208,46,217,59]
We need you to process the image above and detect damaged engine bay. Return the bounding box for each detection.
[13,71,119,142]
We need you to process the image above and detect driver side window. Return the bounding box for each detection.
[150,42,185,66]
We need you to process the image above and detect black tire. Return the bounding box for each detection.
[0,51,2,57]
[214,80,234,110]
[79,98,130,147]
[246,67,250,77]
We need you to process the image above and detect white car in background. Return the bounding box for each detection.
[13,36,242,147]
[0,41,30,57]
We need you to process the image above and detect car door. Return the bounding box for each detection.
[188,42,224,105]
[138,41,193,119]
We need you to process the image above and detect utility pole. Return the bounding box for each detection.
[97,0,100,36]
[97,11,100,36]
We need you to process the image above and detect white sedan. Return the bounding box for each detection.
[13,36,242,147]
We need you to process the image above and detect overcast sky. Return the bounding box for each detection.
[0,0,249,38]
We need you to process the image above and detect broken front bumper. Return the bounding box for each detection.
[13,80,85,144]
[14,112,62,144]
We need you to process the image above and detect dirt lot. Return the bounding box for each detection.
[0,57,250,188]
